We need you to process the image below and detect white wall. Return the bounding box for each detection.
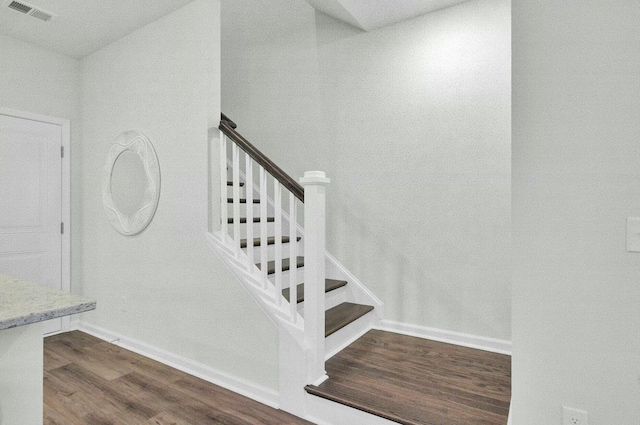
[0,35,80,120]
[223,0,511,341]
[316,0,510,340]
[0,35,82,286]
[78,0,279,390]
[512,1,640,423]
[222,0,323,178]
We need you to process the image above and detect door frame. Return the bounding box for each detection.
[0,107,71,332]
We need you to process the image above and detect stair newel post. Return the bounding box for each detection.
[300,170,330,385]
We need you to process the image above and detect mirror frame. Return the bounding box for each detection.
[103,130,160,236]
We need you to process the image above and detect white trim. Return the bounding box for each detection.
[0,107,71,333]
[305,392,398,425]
[324,250,384,314]
[60,117,71,332]
[376,319,512,355]
[232,157,384,316]
[325,309,376,360]
[507,398,512,425]
[73,321,280,409]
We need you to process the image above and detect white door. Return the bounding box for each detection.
[0,113,63,334]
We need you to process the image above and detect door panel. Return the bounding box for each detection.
[0,114,62,334]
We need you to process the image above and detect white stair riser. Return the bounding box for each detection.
[324,309,377,361]
[226,185,245,198]
[226,202,276,218]
[229,223,299,240]
[296,285,348,316]
[245,240,304,263]
[264,267,305,288]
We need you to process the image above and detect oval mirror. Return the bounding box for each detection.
[103,131,160,235]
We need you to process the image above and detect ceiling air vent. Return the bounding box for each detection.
[4,0,56,21]
[7,0,30,13]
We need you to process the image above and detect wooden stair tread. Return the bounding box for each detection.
[325,302,374,338]
[240,236,301,248]
[257,256,304,274]
[282,279,347,303]
[227,197,260,204]
[304,385,419,425]
[226,181,245,187]
[228,217,275,224]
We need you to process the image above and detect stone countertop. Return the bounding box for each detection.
[0,274,96,330]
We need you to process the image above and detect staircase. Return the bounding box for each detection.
[208,114,383,417]
[207,114,513,425]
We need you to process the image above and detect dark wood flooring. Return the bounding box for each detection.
[43,331,313,425]
[306,329,511,425]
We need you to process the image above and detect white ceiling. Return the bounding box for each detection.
[0,0,196,58]
[304,0,471,31]
[0,0,471,59]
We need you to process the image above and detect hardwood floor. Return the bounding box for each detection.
[45,330,510,425]
[305,329,511,425]
[43,331,313,425]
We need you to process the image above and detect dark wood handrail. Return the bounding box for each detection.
[219,116,304,202]
[220,113,237,129]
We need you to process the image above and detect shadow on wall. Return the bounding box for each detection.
[329,190,510,339]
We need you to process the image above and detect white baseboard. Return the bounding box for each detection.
[376,319,512,355]
[73,321,280,409]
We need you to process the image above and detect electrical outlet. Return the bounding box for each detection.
[563,406,588,425]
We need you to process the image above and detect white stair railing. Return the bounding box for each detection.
[218,116,328,385]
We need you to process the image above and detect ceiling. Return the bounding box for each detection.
[303,0,471,31]
[0,0,471,59]
[0,0,196,58]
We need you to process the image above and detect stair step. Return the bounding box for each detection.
[228,217,275,224]
[282,279,347,303]
[226,181,245,187]
[240,236,301,249]
[257,256,304,274]
[227,198,260,204]
[325,302,374,338]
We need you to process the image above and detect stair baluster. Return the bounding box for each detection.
[274,181,283,306]
[289,192,298,323]
[232,143,241,257]
[245,153,254,269]
[219,134,228,241]
[259,166,269,289]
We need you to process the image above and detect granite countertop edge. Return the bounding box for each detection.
[1,274,97,331]
[0,301,97,331]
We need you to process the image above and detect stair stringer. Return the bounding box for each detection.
[207,231,305,345]
[236,161,384,320]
